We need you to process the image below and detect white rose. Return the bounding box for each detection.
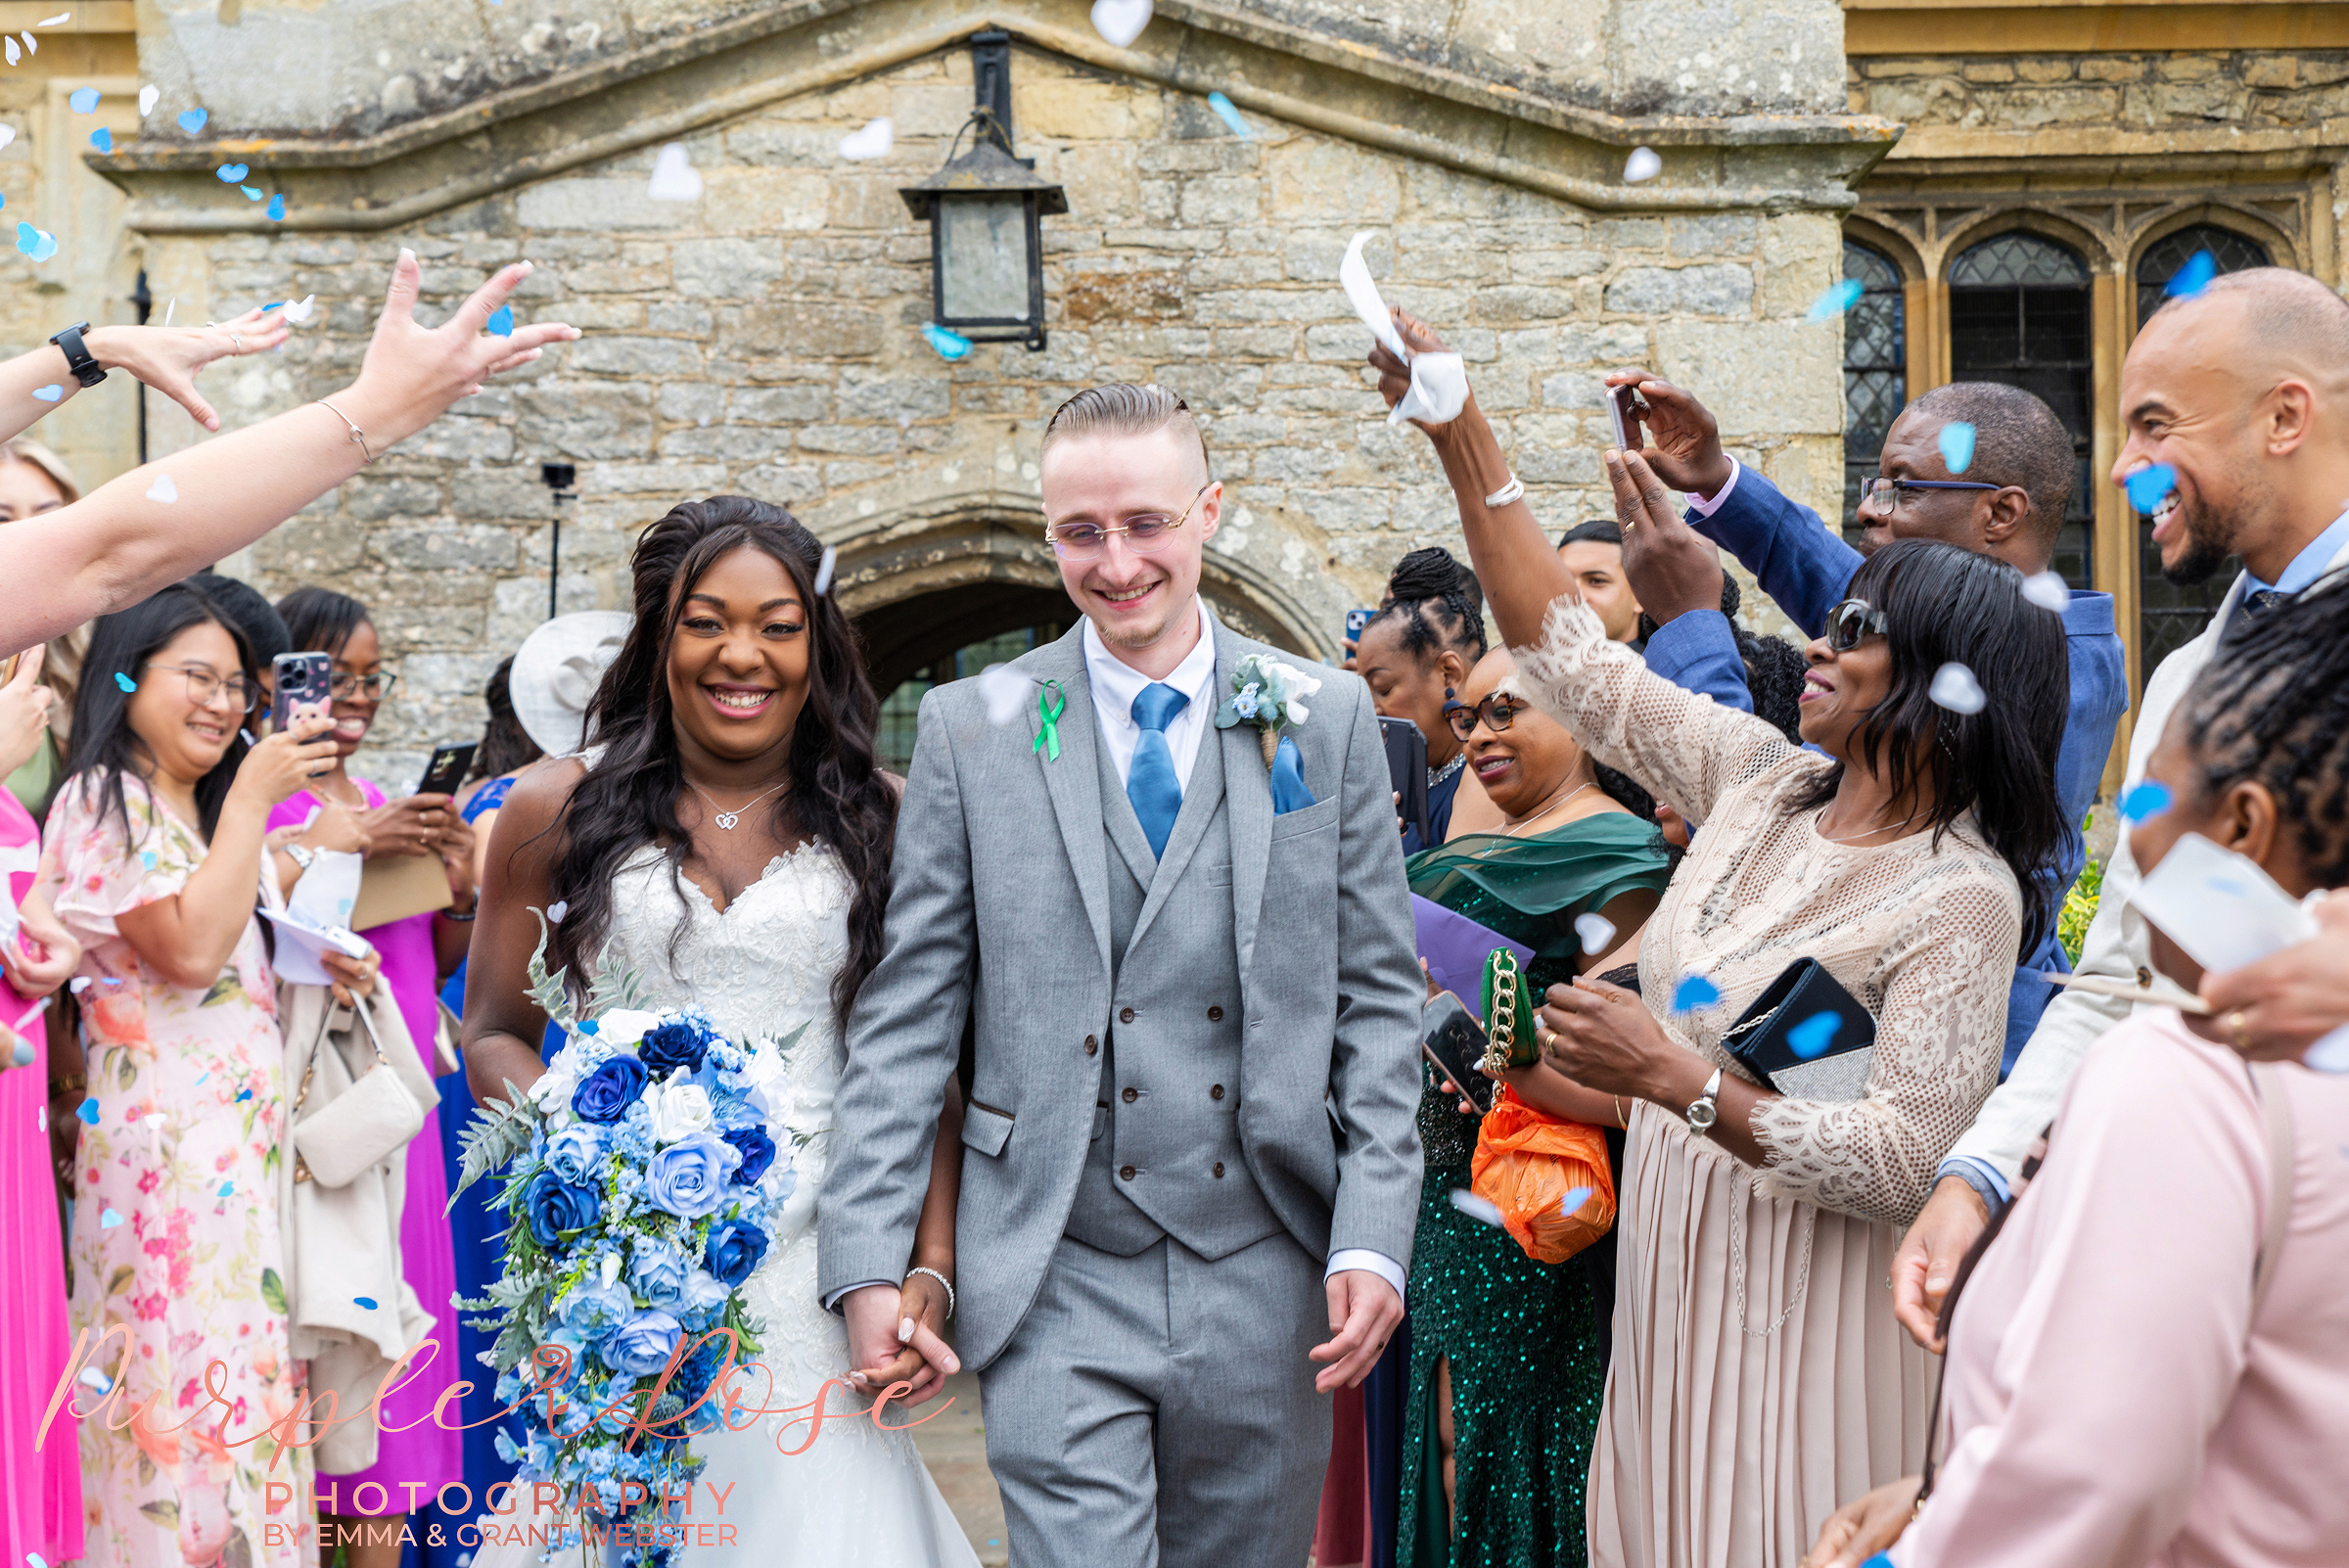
[530,1059,581,1119]
[594,1009,665,1047]
[648,1081,715,1142]
[736,1038,795,1126]
[1284,700,1310,724]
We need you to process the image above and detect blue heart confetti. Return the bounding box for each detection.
[140,852,157,870]
[101,977,122,987]
[215,162,248,182]
[178,108,208,134]
[919,322,971,361]
[15,223,57,262]
[1805,279,1865,321]
[1672,975,1722,1014]
[1560,1184,1594,1217]
[240,185,263,202]
[88,127,111,154]
[576,1019,599,1036]
[265,193,285,221]
[235,1086,252,1102]
[1786,1011,1843,1060]
[76,1096,99,1125]
[484,303,513,336]
[31,385,62,402]
[2164,250,2218,301]
[31,1551,51,1568]
[216,1180,234,1197]
[1937,421,1976,475]
[2124,463,2177,514]
[353,1295,378,1310]
[99,1207,123,1228]
[2118,780,2173,823]
[195,1071,208,1084]
[1206,91,1253,140]
[114,671,136,693]
[68,87,99,114]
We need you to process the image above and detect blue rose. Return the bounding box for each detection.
[673,1268,731,1324]
[523,1170,603,1248]
[572,1055,648,1124]
[627,1240,691,1307]
[639,1019,709,1077]
[600,1310,684,1376]
[703,1219,770,1288]
[644,1131,739,1220]
[543,1124,604,1186]
[721,1127,776,1185]
[558,1278,635,1336]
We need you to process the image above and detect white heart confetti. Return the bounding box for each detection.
[138,84,158,116]
[546,900,569,924]
[812,543,837,597]
[69,975,90,993]
[976,664,1029,726]
[0,125,14,151]
[281,293,315,324]
[1448,1188,1505,1227]
[145,473,177,504]
[1573,913,1617,955]
[2019,571,2069,613]
[837,116,893,161]
[1929,662,1987,715]
[646,142,703,202]
[1623,146,1662,183]
[1090,0,1153,48]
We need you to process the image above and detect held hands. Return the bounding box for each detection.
[1600,369,1733,499]
[0,645,51,778]
[340,253,580,449]
[1312,1268,1404,1393]
[86,307,291,434]
[843,1279,961,1407]
[231,715,341,810]
[1891,1176,1989,1352]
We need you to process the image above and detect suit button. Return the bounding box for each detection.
[1120,1164,1136,1180]
[1213,1162,1225,1178]
[1210,1084,1224,1101]
[1121,1086,1137,1104]
[1207,1005,1223,1022]
[1120,1006,1135,1024]
[1083,1036,1098,1056]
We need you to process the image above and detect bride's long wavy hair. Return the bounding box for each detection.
[543,496,895,1029]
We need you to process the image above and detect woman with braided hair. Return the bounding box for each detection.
[1808,575,2349,1568]
[1355,546,1493,852]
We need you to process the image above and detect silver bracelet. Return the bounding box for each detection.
[1483,473,1524,509]
[313,396,376,466]
[903,1265,955,1321]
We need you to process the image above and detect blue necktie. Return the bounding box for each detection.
[1128,682,1189,858]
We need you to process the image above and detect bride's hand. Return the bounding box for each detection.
[853,1270,958,1407]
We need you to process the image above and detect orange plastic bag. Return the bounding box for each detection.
[1469,1085,1617,1265]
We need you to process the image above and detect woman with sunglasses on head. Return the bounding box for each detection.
[266,585,471,1564]
[34,582,351,1566]
[1369,312,2070,1568]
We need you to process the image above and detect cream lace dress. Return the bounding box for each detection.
[1512,598,2022,1568]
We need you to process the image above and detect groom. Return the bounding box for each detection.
[820,384,1424,1563]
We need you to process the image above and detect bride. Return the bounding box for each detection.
[461,497,978,1565]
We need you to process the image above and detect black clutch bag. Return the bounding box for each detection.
[1718,958,1877,1100]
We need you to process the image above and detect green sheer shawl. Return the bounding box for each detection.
[1405,811,1675,988]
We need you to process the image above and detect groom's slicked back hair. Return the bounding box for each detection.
[1043,383,1211,481]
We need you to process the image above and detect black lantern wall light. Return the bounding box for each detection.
[898,30,1068,351]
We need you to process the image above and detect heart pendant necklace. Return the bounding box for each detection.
[686,776,789,831]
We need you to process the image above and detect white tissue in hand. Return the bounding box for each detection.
[1929,662,1987,715]
[837,116,893,161]
[1339,230,1470,426]
[977,663,1029,726]
[1339,231,1408,359]
[1089,0,1152,47]
[646,142,703,202]
[1573,913,1617,955]
[1623,146,1662,182]
[1448,1188,1505,1227]
[2020,571,2069,612]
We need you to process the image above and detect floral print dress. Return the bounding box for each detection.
[40,774,316,1568]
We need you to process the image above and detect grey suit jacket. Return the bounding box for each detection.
[817,615,1425,1370]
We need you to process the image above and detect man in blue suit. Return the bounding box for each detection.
[1600,370,2129,1079]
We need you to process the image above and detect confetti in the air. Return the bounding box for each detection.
[1574,913,1617,955]
[98,1207,123,1228]
[138,84,157,115]
[162,298,174,326]
[215,161,248,182]
[1929,662,1987,715]
[266,193,285,221]
[88,127,110,153]
[1090,0,1153,47]
[9,1040,30,1067]
[145,474,177,504]
[920,323,971,360]
[2164,250,2218,301]
[1806,279,1865,321]
[240,185,262,201]
[977,664,1029,725]
[484,303,513,336]
[75,1095,99,1123]
[836,116,893,161]
[1206,91,1253,140]
[281,293,315,323]
[1560,1184,1594,1217]
[15,223,57,262]
[239,728,255,746]
[235,1086,252,1101]
[2125,463,2177,514]
[36,11,69,23]
[178,108,207,134]
[30,385,61,403]
[68,86,97,113]
[646,142,703,202]
[2119,780,2173,823]
[76,1367,109,1394]
[1448,1188,1506,1227]
[1938,421,1976,475]
[2020,571,2070,612]
[812,543,838,597]
[0,126,14,150]
[353,1295,378,1310]
[1787,1011,1843,1060]
[216,1180,234,1197]
[68,977,89,994]
[4,38,17,68]
[114,671,136,692]
[1623,146,1662,183]
[1672,975,1722,1014]
[547,900,569,924]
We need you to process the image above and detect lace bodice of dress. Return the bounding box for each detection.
[1512,595,2025,1227]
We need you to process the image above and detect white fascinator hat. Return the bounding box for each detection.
[509,611,632,759]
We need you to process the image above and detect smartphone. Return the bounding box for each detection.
[1606,384,1644,451]
[1420,992,1496,1114]
[1380,715,1431,846]
[1345,608,1375,645]
[415,741,478,798]
[272,651,333,732]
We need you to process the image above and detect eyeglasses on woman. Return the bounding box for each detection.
[144,663,261,714]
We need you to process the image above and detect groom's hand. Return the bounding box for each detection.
[1310,1270,1404,1393]
[843,1283,960,1405]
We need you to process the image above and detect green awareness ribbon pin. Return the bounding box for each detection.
[1034,679,1067,762]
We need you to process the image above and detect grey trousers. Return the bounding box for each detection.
[978,1230,1333,1568]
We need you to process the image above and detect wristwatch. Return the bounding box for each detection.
[1686,1067,1724,1136]
[48,323,107,389]
[283,843,316,871]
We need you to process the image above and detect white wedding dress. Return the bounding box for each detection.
[475,842,978,1566]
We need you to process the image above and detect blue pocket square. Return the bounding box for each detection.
[1269,735,1317,813]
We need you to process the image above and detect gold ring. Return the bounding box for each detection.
[2227,1008,2252,1051]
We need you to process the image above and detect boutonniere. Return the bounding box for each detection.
[1215,654,1323,766]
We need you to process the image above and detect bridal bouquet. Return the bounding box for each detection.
[453,918,802,1566]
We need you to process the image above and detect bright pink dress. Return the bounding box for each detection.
[269,783,463,1503]
[0,785,81,1567]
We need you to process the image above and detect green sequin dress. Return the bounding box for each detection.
[1399,813,1675,1567]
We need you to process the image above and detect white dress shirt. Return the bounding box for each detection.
[1082,595,1220,790]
